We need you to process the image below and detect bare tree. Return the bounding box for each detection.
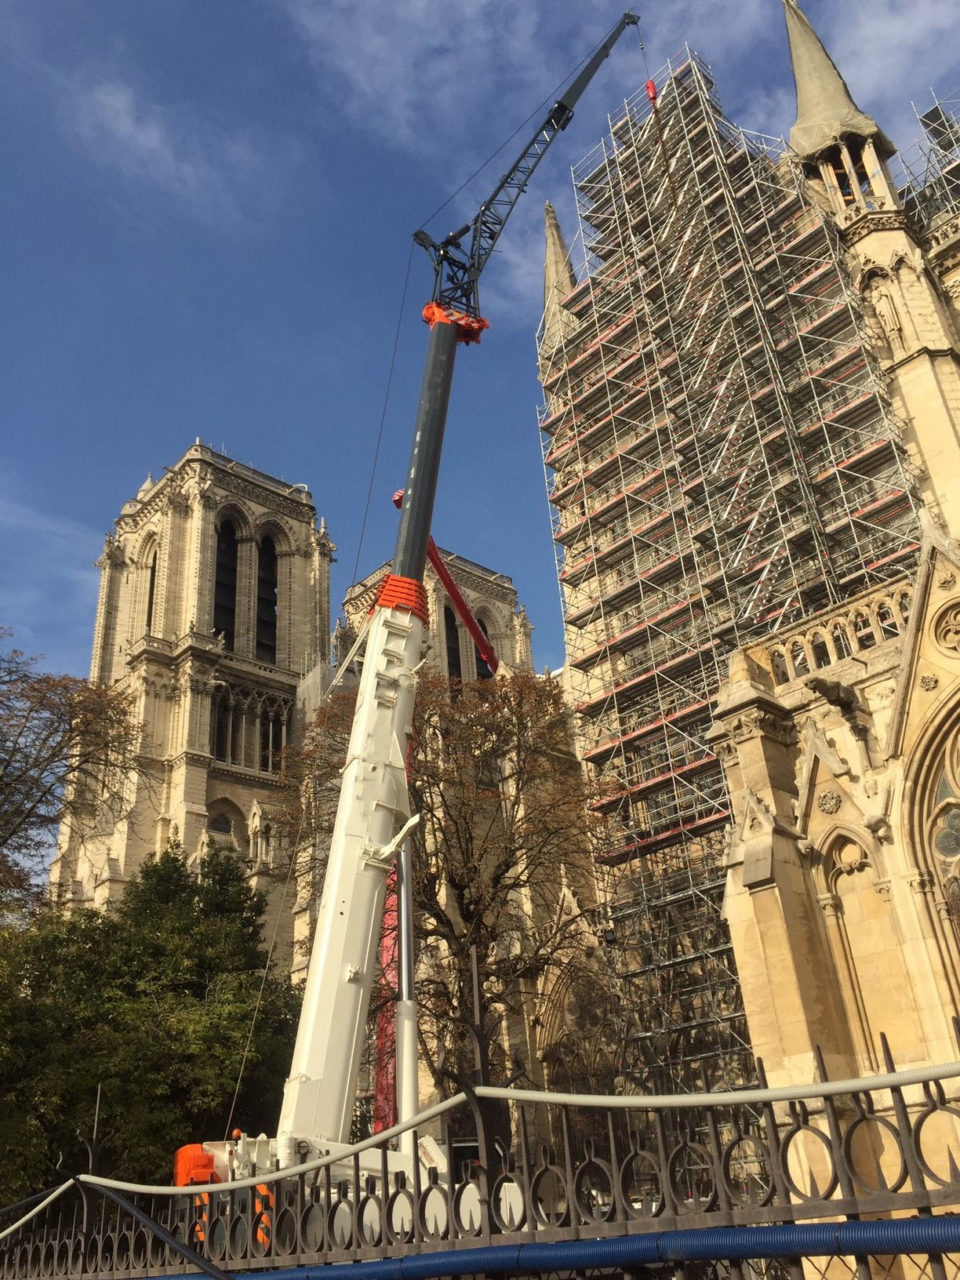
[281,670,607,1110]
[0,637,139,898]
[408,672,603,1096]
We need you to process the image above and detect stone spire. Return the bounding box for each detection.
[540,202,577,366]
[783,0,894,160]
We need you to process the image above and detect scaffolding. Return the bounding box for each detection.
[898,87,960,231]
[538,50,922,1094]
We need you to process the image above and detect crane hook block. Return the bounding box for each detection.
[422,301,490,345]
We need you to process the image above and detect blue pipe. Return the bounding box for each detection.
[155,1216,960,1280]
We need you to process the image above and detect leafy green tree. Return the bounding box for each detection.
[0,845,300,1205]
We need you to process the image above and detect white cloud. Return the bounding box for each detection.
[814,1,957,153]
[278,0,957,321]
[66,78,289,227]
[0,491,103,675]
[278,0,615,154]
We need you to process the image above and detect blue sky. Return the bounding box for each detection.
[1,0,954,676]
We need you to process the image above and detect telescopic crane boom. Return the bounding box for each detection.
[271,10,639,1171]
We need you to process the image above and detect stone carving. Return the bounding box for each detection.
[920,673,940,691]
[714,738,739,764]
[96,534,126,569]
[843,209,908,245]
[818,790,842,815]
[818,891,841,918]
[167,489,191,515]
[933,602,960,654]
[728,708,797,747]
[938,573,957,590]
[867,279,905,355]
[835,842,865,873]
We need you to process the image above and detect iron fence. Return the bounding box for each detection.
[3,1037,960,1280]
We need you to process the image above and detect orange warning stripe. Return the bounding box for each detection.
[422,301,490,345]
[376,574,430,624]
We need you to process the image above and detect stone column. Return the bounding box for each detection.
[710,651,858,1084]
[236,535,258,659]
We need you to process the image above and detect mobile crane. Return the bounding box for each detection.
[178,10,639,1184]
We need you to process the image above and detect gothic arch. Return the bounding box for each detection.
[134,529,161,639]
[254,519,295,666]
[248,799,275,870]
[902,689,960,1006]
[813,825,915,1069]
[472,606,500,678]
[904,689,960,883]
[805,821,876,896]
[134,527,160,565]
[821,829,873,891]
[538,955,622,1094]
[206,797,249,860]
[214,502,254,539]
[253,516,294,554]
[856,263,892,295]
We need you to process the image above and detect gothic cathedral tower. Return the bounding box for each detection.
[713,3,960,1085]
[781,0,960,533]
[50,442,335,908]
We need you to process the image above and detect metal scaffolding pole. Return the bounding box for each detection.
[537,48,921,1096]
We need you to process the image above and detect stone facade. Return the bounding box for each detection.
[710,5,960,1088]
[50,442,335,959]
[56,443,537,987]
[713,527,960,1085]
[539,0,960,1095]
[339,551,534,684]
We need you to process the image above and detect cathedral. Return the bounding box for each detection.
[50,441,532,967]
[714,3,960,1087]
[539,0,960,1090]
[51,0,960,1091]
[50,442,334,919]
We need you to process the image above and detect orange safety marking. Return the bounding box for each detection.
[254,1183,273,1250]
[376,574,430,624]
[422,301,490,345]
[191,1191,209,1245]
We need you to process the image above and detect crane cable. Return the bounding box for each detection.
[350,240,416,586]
[350,43,596,583]
[352,19,645,583]
[227,19,651,1129]
[419,19,645,231]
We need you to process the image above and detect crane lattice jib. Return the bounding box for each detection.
[419,12,640,321]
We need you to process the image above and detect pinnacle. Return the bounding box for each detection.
[782,0,894,159]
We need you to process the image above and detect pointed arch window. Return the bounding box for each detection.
[145,547,158,635]
[444,605,462,681]
[475,618,494,680]
[832,623,853,660]
[256,535,278,664]
[789,640,809,677]
[877,603,898,639]
[925,739,960,947]
[214,519,238,651]
[853,612,876,650]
